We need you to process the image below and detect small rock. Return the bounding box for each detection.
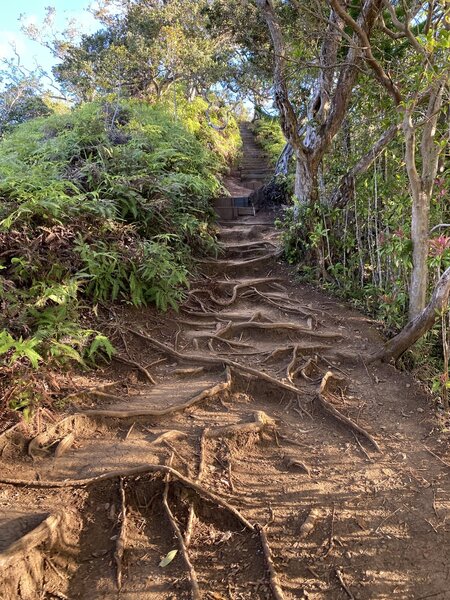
[406,383,411,388]
[417,407,424,413]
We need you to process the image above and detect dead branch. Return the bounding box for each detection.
[256,524,285,600]
[317,372,381,452]
[335,568,355,599]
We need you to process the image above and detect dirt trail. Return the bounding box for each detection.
[1,130,449,600]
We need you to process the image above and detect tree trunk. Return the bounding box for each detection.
[274,143,293,177]
[371,266,450,363]
[409,188,431,320]
[294,154,318,205]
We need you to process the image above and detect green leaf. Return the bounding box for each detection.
[88,334,115,360]
[159,550,178,567]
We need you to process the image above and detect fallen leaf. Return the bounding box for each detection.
[159,549,178,567]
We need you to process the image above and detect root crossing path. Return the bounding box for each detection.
[1,214,450,600]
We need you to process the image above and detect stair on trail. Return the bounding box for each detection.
[0,373,226,482]
[2,211,449,600]
[215,122,272,220]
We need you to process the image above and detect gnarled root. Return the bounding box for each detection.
[317,372,381,453]
[163,459,201,600]
[256,524,285,600]
[115,478,127,590]
[0,464,255,531]
[187,277,282,308]
[205,411,275,439]
[0,509,79,600]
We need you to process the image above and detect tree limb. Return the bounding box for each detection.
[370,266,450,362]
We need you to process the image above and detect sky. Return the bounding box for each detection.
[0,1,101,75]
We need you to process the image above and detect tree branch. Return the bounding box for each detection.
[371,266,450,362]
[330,122,400,207]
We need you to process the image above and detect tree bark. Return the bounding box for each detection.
[274,143,293,177]
[371,266,450,363]
[294,153,319,205]
[406,83,445,319]
[258,0,383,206]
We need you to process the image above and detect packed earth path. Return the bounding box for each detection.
[1,130,450,600]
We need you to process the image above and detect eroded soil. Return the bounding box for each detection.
[1,211,449,600]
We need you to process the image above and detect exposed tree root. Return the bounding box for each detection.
[286,345,301,382]
[0,511,64,570]
[0,464,255,531]
[174,367,205,377]
[196,251,282,270]
[28,415,86,459]
[285,457,311,474]
[299,508,321,538]
[256,524,285,600]
[182,310,274,323]
[113,355,156,384]
[192,333,254,350]
[185,427,209,547]
[214,320,329,339]
[187,277,282,307]
[58,381,120,404]
[115,478,127,590]
[294,357,322,382]
[127,328,314,401]
[25,374,229,456]
[317,372,381,453]
[163,458,201,600]
[54,433,75,458]
[218,240,277,251]
[205,411,275,439]
[241,287,315,318]
[151,430,187,445]
[83,370,232,418]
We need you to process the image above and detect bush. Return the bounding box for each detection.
[0,98,240,375]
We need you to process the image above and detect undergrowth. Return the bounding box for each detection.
[0,96,240,418]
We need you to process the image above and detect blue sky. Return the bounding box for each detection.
[0,1,100,74]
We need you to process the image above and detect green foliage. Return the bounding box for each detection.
[279,130,449,346]
[0,97,240,377]
[251,116,285,166]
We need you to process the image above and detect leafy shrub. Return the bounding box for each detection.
[251,116,286,166]
[0,97,240,374]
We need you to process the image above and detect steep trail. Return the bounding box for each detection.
[0,127,449,600]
